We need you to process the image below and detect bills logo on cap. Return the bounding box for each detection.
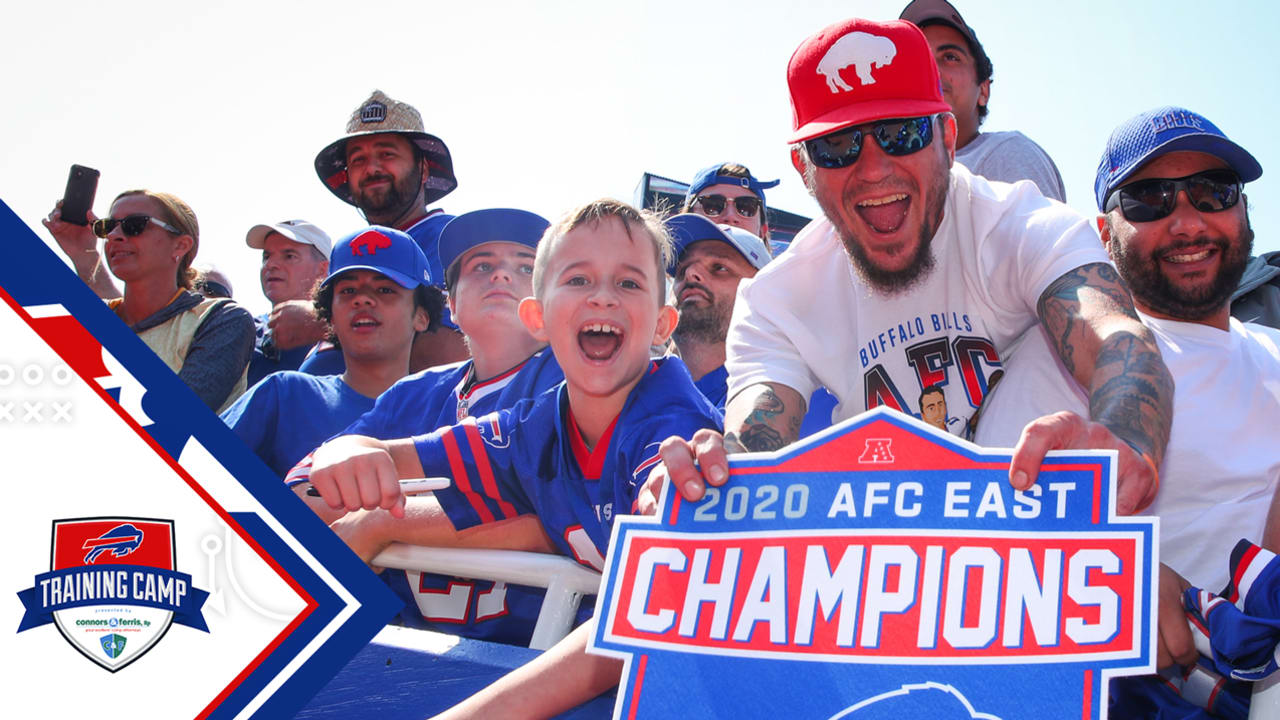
[818,32,898,91]
[360,100,387,124]
[17,517,210,672]
[350,230,393,256]
[1150,108,1204,135]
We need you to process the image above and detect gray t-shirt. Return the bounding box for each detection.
[956,130,1066,202]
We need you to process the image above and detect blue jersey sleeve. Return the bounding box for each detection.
[414,400,543,531]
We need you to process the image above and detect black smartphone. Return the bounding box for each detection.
[60,164,100,226]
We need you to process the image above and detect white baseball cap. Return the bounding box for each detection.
[245,219,333,258]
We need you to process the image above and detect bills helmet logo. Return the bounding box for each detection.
[476,415,509,449]
[829,682,1001,719]
[81,522,144,563]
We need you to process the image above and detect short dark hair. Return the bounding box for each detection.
[919,19,993,124]
[312,276,444,346]
[919,383,946,405]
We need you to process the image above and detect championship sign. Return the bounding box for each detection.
[591,408,1158,719]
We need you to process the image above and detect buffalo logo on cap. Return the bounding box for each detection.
[360,101,387,124]
[350,230,393,256]
[818,32,898,92]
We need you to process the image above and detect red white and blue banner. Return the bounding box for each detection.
[0,201,402,718]
[591,407,1160,719]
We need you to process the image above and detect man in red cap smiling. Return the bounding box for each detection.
[647,17,1173,521]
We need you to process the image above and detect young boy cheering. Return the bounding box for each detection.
[295,207,565,645]
[306,199,722,716]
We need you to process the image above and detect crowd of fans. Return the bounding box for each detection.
[43,2,1280,718]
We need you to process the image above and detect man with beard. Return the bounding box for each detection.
[975,105,1280,720]
[665,213,771,411]
[313,90,468,372]
[644,17,1172,520]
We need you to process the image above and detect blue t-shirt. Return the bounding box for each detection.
[298,344,345,376]
[247,313,315,387]
[403,211,457,331]
[418,357,722,571]
[222,372,374,478]
[331,348,564,646]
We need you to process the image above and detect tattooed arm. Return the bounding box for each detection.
[636,382,806,512]
[1008,262,1174,514]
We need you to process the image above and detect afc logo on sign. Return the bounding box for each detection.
[858,439,894,464]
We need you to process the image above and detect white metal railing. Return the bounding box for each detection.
[372,543,602,651]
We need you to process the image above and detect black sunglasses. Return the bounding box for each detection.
[805,115,936,169]
[1104,169,1242,223]
[92,214,181,239]
[695,194,762,219]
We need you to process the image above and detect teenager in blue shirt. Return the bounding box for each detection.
[221,226,439,477]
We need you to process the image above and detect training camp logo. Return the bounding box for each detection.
[17,517,210,672]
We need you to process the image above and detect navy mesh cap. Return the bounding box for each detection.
[1095,106,1262,211]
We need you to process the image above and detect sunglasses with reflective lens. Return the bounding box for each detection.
[695,194,762,219]
[92,214,181,239]
[805,115,936,169]
[1104,169,1242,223]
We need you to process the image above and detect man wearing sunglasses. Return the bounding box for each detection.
[315,90,469,373]
[972,107,1280,716]
[644,18,1172,525]
[682,163,778,242]
[899,0,1065,202]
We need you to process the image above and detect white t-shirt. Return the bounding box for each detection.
[726,163,1108,436]
[975,314,1280,591]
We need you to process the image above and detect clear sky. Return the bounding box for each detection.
[3,0,1276,316]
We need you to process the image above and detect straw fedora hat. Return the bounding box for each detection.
[314,90,457,206]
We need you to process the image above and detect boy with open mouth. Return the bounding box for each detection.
[304,198,722,716]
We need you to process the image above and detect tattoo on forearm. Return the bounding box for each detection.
[736,388,790,452]
[1088,333,1173,461]
[1037,263,1173,462]
[1038,263,1140,376]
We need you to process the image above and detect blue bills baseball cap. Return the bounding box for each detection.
[322,226,431,290]
[1095,106,1263,210]
[664,213,772,275]
[685,163,781,206]
[438,208,550,283]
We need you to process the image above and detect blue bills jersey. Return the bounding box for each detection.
[346,348,562,438]
[1109,540,1280,719]
[311,349,563,646]
[418,357,722,571]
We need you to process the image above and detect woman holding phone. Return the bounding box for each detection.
[45,189,254,412]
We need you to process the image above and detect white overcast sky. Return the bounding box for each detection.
[3,0,1277,316]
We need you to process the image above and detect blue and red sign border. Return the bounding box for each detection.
[592,407,1159,720]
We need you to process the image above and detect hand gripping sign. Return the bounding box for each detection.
[590,408,1158,720]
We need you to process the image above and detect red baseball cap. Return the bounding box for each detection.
[787,18,950,143]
